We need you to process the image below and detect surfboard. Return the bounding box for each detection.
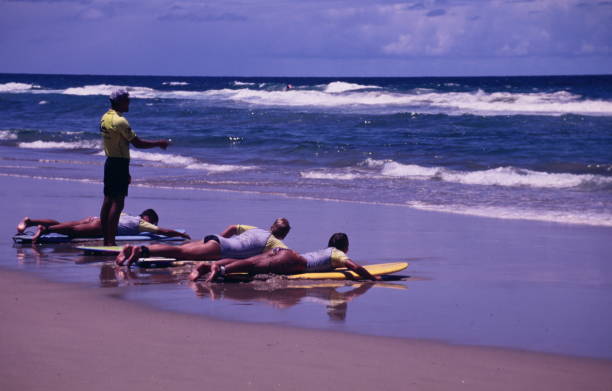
[13,231,187,244]
[136,258,194,268]
[286,262,408,280]
[77,246,124,255]
[135,258,408,280]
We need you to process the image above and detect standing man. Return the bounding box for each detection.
[100,89,170,245]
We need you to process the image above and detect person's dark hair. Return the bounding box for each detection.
[328,232,349,252]
[140,209,159,225]
[270,217,290,239]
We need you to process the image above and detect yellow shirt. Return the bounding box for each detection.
[138,219,159,233]
[100,109,136,158]
[236,224,288,251]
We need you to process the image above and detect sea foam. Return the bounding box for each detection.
[323,81,382,93]
[129,150,257,173]
[364,158,612,190]
[5,79,612,116]
[0,82,41,92]
[0,130,18,140]
[62,84,158,99]
[301,159,612,190]
[18,140,100,149]
[407,201,612,227]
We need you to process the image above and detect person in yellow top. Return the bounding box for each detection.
[188,232,380,282]
[100,89,171,245]
[115,218,291,267]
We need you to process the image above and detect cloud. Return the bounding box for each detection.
[157,4,246,23]
[408,2,425,10]
[426,8,446,17]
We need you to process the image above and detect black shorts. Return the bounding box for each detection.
[104,157,130,197]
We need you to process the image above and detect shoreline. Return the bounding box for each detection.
[1,171,611,229]
[3,174,612,360]
[2,268,611,391]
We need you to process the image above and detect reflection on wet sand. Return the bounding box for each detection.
[23,252,410,322]
[14,244,83,266]
[190,279,407,322]
[98,262,191,287]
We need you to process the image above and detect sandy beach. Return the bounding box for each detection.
[2,174,612,390]
[2,269,611,391]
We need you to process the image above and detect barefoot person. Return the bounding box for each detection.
[189,232,380,282]
[17,209,190,242]
[100,88,171,246]
[116,218,291,267]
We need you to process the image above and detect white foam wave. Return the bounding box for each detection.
[194,87,612,116]
[5,79,612,116]
[60,131,85,135]
[38,100,48,105]
[233,81,256,86]
[407,201,612,227]
[62,84,158,99]
[0,82,41,92]
[162,81,189,86]
[18,140,100,149]
[323,81,382,93]
[0,130,18,140]
[363,158,612,189]
[129,150,257,173]
[300,171,361,180]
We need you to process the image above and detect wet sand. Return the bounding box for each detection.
[1,269,611,391]
[2,174,612,389]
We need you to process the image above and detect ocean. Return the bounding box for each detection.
[1,73,611,226]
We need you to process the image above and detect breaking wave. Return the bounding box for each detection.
[302,159,612,190]
[0,130,18,140]
[3,79,612,116]
[407,201,612,227]
[129,150,258,173]
[18,140,101,149]
[0,82,41,92]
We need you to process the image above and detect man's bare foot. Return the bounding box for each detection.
[189,262,211,281]
[204,263,221,283]
[17,217,30,234]
[31,225,45,243]
[116,245,141,267]
[116,245,133,266]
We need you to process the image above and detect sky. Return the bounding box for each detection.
[0,0,611,77]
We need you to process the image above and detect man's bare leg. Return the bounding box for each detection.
[116,241,222,267]
[101,195,124,246]
[31,225,46,243]
[205,250,306,282]
[189,257,244,281]
[17,217,61,233]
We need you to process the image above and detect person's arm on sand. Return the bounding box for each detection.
[131,136,170,150]
[344,259,381,281]
[220,225,238,238]
[155,227,191,240]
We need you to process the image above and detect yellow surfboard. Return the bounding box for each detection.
[287,262,408,280]
[77,245,124,255]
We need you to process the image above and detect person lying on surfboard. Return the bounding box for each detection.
[16,209,190,243]
[188,232,380,282]
[115,218,291,267]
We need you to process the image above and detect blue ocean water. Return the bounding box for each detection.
[1,73,611,226]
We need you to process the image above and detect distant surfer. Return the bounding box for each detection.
[116,218,291,267]
[285,84,294,91]
[100,89,171,246]
[16,210,190,243]
[188,232,380,282]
